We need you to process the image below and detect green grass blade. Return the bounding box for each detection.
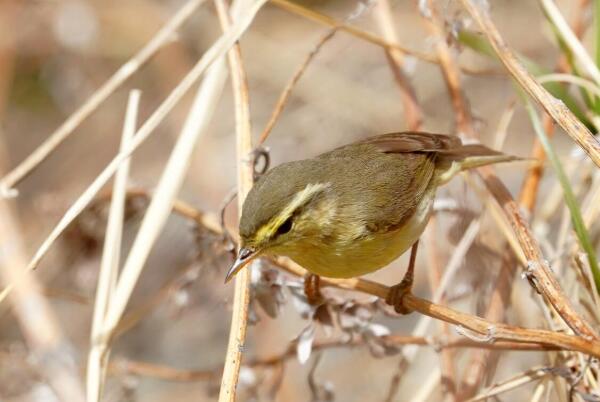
[457,30,496,58]
[594,0,600,112]
[458,29,595,131]
[539,3,600,117]
[550,25,599,113]
[524,99,600,293]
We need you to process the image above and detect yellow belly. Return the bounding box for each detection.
[284,187,435,278]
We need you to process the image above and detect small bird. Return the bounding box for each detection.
[225,132,520,312]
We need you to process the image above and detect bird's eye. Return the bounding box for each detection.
[275,217,293,236]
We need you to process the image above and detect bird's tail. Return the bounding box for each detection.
[434,144,525,185]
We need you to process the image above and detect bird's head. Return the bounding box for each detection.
[224,160,336,282]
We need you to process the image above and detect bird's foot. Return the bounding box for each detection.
[385,278,413,315]
[304,273,324,306]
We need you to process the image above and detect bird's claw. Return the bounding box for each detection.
[385,278,413,315]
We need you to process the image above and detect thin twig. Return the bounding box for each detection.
[422,0,475,137]
[519,115,554,213]
[137,194,600,359]
[418,3,482,396]
[480,170,598,339]
[460,9,587,393]
[466,367,550,402]
[425,218,457,398]
[107,337,565,383]
[270,0,436,63]
[374,0,422,130]
[258,28,338,145]
[269,0,496,76]
[259,0,376,145]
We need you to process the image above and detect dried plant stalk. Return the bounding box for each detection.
[86,90,139,402]
[460,0,600,168]
[422,0,474,137]
[540,0,600,85]
[481,170,597,338]
[258,28,338,144]
[374,0,422,130]
[214,0,256,399]
[0,0,206,194]
[101,58,229,338]
[107,337,563,383]
[270,0,437,64]
[0,0,266,304]
[0,145,85,401]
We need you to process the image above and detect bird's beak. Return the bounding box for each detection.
[224,247,258,283]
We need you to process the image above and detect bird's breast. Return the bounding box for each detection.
[287,186,436,278]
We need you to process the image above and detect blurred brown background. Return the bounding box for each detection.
[0,0,589,401]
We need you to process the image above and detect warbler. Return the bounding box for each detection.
[225,132,520,312]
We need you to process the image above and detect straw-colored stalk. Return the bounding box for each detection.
[86,90,139,402]
[0,0,267,305]
[213,0,256,399]
[0,144,85,401]
[0,0,206,194]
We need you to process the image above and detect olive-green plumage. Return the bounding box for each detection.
[230,132,519,280]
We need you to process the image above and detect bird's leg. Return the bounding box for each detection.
[304,273,324,306]
[386,240,419,314]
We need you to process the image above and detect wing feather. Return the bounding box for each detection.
[356,132,462,153]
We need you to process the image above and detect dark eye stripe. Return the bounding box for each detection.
[275,216,293,236]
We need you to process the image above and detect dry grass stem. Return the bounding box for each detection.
[460,0,600,168]
[413,367,442,402]
[539,0,600,85]
[107,336,563,384]
[101,57,228,338]
[519,116,554,213]
[0,0,206,194]
[258,28,338,145]
[7,2,600,399]
[422,0,474,137]
[0,0,266,304]
[214,0,256,399]
[86,90,139,402]
[425,219,457,399]
[537,74,600,98]
[374,0,422,130]
[0,145,85,401]
[466,367,549,402]
[270,0,437,63]
[481,171,597,338]
[417,4,483,396]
